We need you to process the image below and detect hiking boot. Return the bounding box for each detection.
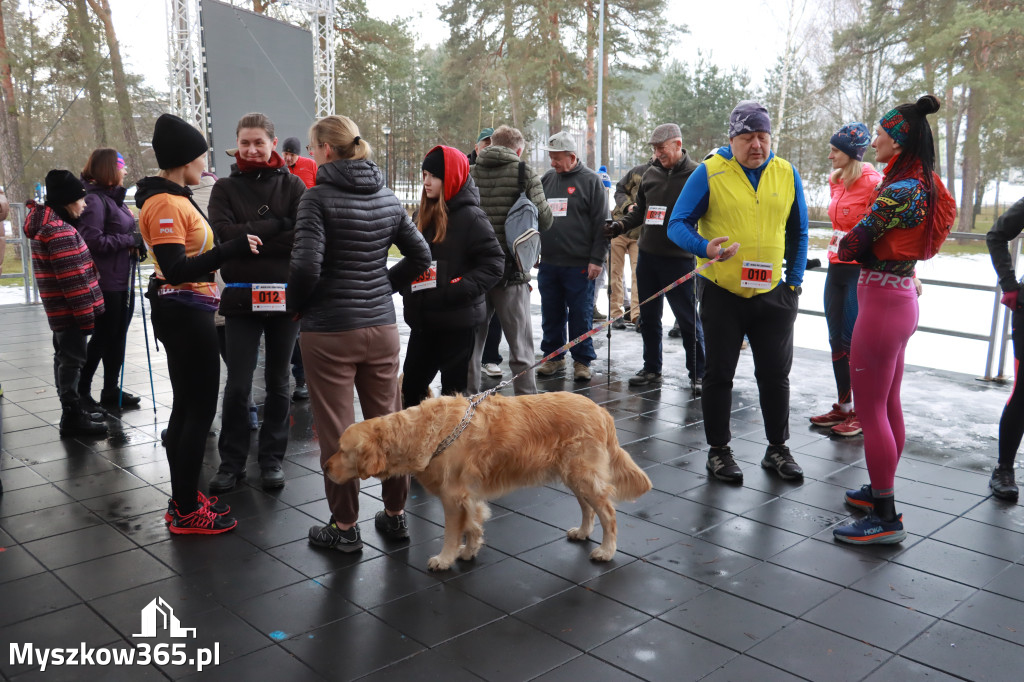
[59,406,108,438]
[165,492,230,523]
[169,504,237,535]
[611,318,627,330]
[593,307,607,320]
[209,469,246,493]
[831,413,862,437]
[536,357,566,376]
[810,403,849,427]
[706,446,743,483]
[990,467,1019,501]
[374,510,410,540]
[668,321,681,338]
[260,466,285,490]
[309,520,363,552]
[482,362,503,378]
[100,389,141,409]
[292,380,309,401]
[844,484,875,510]
[761,444,803,480]
[573,361,592,382]
[80,395,109,419]
[628,369,662,387]
[832,513,906,545]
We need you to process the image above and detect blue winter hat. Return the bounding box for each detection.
[830,122,871,161]
[728,100,771,138]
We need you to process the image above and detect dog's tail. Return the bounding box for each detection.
[609,445,652,501]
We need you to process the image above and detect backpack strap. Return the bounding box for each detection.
[518,161,526,194]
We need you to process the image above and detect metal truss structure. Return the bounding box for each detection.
[166,0,336,135]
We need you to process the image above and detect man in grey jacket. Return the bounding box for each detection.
[468,125,553,395]
[537,131,607,382]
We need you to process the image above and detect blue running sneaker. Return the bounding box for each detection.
[844,484,874,510]
[833,514,906,545]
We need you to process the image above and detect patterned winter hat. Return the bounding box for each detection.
[830,122,871,161]
[728,100,771,138]
[879,108,911,147]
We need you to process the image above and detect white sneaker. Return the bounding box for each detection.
[482,363,502,378]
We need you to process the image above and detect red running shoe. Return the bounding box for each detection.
[810,403,849,427]
[831,413,862,437]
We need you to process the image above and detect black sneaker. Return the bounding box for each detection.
[100,389,141,409]
[990,467,1019,501]
[80,395,109,419]
[59,407,108,438]
[164,492,230,523]
[375,510,410,540]
[668,322,681,338]
[209,469,246,493]
[628,369,662,387]
[706,445,743,483]
[292,381,309,401]
[260,466,285,490]
[761,444,804,480]
[169,505,237,535]
[309,521,363,552]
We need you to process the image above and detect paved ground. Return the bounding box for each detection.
[1,299,1022,682]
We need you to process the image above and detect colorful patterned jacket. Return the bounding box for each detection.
[24,201,105,332]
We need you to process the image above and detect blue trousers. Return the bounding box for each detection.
[538,263,597,365]
[636,251,705,378]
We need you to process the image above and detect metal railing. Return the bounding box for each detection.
[0,203,37,305]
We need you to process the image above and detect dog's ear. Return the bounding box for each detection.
[356,420,389,479]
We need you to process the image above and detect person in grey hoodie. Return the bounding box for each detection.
[537,131,608,382]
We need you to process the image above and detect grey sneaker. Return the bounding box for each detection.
[706,445,743,483]
[628,369,662,387]
[308,521,363,552]
[374,510,410,540]
[761,444,803,480]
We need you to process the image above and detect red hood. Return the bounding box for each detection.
[234,150,286,173]
[425,145,469,202]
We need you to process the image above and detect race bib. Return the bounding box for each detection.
[740,261,773,289]
[645,205,667,225]
[549,198,568,217]
[411,261,438,292]
[251,283,286,311]
[828,229,844,255]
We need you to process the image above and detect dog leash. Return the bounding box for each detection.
[428,257,720,459]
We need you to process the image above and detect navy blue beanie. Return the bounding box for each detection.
[830,122,871,161]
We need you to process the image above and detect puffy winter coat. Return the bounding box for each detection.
[400,175,504,330]
[288,159,430,333]
[470,144,552,259]
[76,181,137,291]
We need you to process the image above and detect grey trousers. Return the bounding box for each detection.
[467,283,537,395]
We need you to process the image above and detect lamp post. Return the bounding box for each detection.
[381,125,391,188]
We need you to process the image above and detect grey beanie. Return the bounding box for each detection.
[728,100,772,139]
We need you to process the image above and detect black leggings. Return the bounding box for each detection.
[80,289,133,395]
[999,307,1024,468]
[150,298,220,512]
[401,326,475,409]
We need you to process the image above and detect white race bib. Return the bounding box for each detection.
[411,261,438,292]
[549,198,568,217]
[740,261,774,290]
[645,205,668,225]
[251,284,286,311]
[828,229,845,255]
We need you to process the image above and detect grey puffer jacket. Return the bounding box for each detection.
[288,159,430,333]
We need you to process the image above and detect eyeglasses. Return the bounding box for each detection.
[306,142,325,154]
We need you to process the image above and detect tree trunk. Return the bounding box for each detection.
[86,0,145,183]
[500,4,519,129]
[72,0,107,144]
[943,74,956,189]
[584,1,596,169]
[958,86,983,232]
[546,7,561,134]
[0,0,27,202]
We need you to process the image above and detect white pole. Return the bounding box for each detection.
[595,0,605,169]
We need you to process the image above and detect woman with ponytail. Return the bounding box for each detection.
[832,95,957,545]
[398,146,503,410]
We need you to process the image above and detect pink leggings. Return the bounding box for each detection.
[849,272,919,492]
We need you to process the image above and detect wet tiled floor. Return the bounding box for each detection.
[1,300,1022,681]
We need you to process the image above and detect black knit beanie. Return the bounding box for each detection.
[44,169,86,207]
[282,137,302,154]
[152,113,209,170]
[421,147,445,180]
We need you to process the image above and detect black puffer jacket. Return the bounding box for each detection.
[288,159,430,332]
[208,164,306,315]
[399,176,504,330]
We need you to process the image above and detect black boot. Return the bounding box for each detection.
[59,402,109,438]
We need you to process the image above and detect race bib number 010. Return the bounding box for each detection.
[251,284,286,311]
[740,261,773,289]
[645,205,667,225]
[549,198,568,217]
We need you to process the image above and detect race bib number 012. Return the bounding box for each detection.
[251,284,286,311]
[645,205,667,225]
[740,261,773,289]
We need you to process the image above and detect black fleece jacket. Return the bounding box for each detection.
[619,152,699,258]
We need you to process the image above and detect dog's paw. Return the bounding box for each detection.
[566,526,590,541]
[427,555,453,571]
[590,546,615,562]
[459,542,483,561]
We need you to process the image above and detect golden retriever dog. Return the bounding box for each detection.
[324,391,652,571]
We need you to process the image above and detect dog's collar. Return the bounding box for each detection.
[429,392,490,460]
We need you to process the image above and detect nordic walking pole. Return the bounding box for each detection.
[117,253,138,409]
[137,263,157,414]
[605,232,613,388]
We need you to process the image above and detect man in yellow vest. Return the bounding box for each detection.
[667,100,809,484]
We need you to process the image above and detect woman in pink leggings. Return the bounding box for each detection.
[831,95,957,545]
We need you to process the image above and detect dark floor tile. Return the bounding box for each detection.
[897,480,986,516]
[154,606,274,679]
[315,554,438,610]
[235,579,361,642]
[0,465,46,491]
[584,559,708,616]
[893,458,993,494]
[742,497,846,536]
[851,563,975,617]
[206,485,286,521]
[645,537,760,586]
[280,611,424,680]
[625,434,702,462]
[232,507,320,550]
[371,583,504,647]
[516,537,633,584]
[182,550,304,605]
[681,483,779,516]
[432,617,580,682]
[1,425,62,451]
[0,543,46,584]
[0,501,102,543]
[660,588,792,653]
[179,644,325,682]
[747,620,890,680]
[901,621,1024,682]
[122,460,171,486]
[145,532,263,575]
[0,572,81,628]
[963,499,1024,534]
[768,538,885,586]
[643,463,708,495]
[893,538,1011,587]
[591,618,736,681]
[471,509,567,556]
[697,517,804,560]
[780,480,850,514]
[861,656,963,682]
[531,653,642,681]
[945,590,1024,646]
[6,438,95,465]
[266,537,384,578]
[611,513,688,559]
[445,557,574,613]
[89,576,221,639]
[80,485,170,523]
[357,648,482,682]
[28,452,119,482]
[23,522,137,569]
[631,495,735,535]
[700,655,807,682]
[803,588,936,651]
[931,517,1024,562]
[983,563,1024,602]
[0,604,121,678]
[0,483,75,518]
[55,547,176,601]
[516,586,651,651]
[720,561,841,617]
[272,472,329,508]
[385,535,506,578]
[892,502,959,537]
